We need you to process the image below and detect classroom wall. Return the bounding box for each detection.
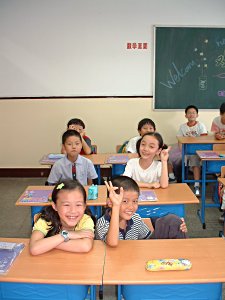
[0,98,217,168]
[0,0,223,168]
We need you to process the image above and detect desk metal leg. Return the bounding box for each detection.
[90,285,96,300]
[197,161,206,229]
[95,165,101,185]
[117,285,122,300]
[181,144,186,182]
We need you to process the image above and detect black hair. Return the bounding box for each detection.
[35,180,95,237]
[136,132,167,156]
[111,175,140,195]
[62,129,82,144]
[137,118,156,131]
[67,118,85,129]
[185,105,198,114]
[220,102,225,114]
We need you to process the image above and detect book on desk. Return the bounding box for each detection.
[197,151,219,159]
[138,190,157,202]
[19,190,52,203]
[0,242,24,274]
[106,155,130,164]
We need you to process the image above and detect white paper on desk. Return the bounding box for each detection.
[138,191,157,201]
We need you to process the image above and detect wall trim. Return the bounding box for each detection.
[0,168,50,177]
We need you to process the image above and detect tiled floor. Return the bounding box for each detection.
[0,177,224,299]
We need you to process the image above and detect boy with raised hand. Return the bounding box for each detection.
[95,176,187,247]
[177,105,207,196]
[126,118,156,153]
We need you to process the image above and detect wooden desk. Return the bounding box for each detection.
[0,238,105,300]
[105,153,138,176]
[16,185,107,222]
[177,135,224,183]
[196,150,225,228]
[137,183,199,218]
[103,238,225,300]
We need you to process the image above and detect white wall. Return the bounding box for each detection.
[0,98,217,167]
[0,0,224,97]
[0,0,223,167]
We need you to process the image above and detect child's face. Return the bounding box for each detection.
[119,190,139,221]
[68,124,84,134]
[185,108,198,122]
[64,136,82,158]
[52,189,86,230]
[139,135,161,159]
[138,124,155,136]
[220,112,225,125]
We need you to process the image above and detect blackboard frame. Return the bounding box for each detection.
[153,25,225,110]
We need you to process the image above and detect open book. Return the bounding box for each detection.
[20,190,52,203]
[0,242,24,274]
[197,151,219,159]
[138,190,157,201]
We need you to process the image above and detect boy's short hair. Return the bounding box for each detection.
[220,102,225,114]
[111,175,140,195]
[185,105,198,114]
[137,118,156,131]
[62,129,82,144]
[67,118,85,129]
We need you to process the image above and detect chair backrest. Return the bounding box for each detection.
[213,144,225,151]
[116,141,129,153]
[221,166,225,178]
[116,145,122,152]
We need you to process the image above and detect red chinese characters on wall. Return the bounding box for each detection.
[126,42,148,50]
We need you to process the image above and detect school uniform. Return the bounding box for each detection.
[47,154,98,185]
[211,116,225,133]
[95,209,151,241]
[126,136,141,153]
[123,158,162,183]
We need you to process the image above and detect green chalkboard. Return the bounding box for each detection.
[154,26,225,109]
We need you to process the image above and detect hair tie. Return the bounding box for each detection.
[56,183,64,190]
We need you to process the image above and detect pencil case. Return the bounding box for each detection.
[146,258,192,271]
[88,185,98,200]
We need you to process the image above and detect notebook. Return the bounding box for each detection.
[20,190,52,203]
[0,242,24,274]
[198,151,219,159]
[139,190,157,201]
[106,155,129,164]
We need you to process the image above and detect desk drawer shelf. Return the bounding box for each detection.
[121,283,222,300]
[0,282,89,300]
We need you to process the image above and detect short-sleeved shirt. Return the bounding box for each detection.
[95,209,151,241]
[80,135,91,155]
[47,154,98,185]
[123,158,162,183]
[126,136,141,153]
[177,121,207,137]
[211,116,225,133]
[33,214,94,236]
